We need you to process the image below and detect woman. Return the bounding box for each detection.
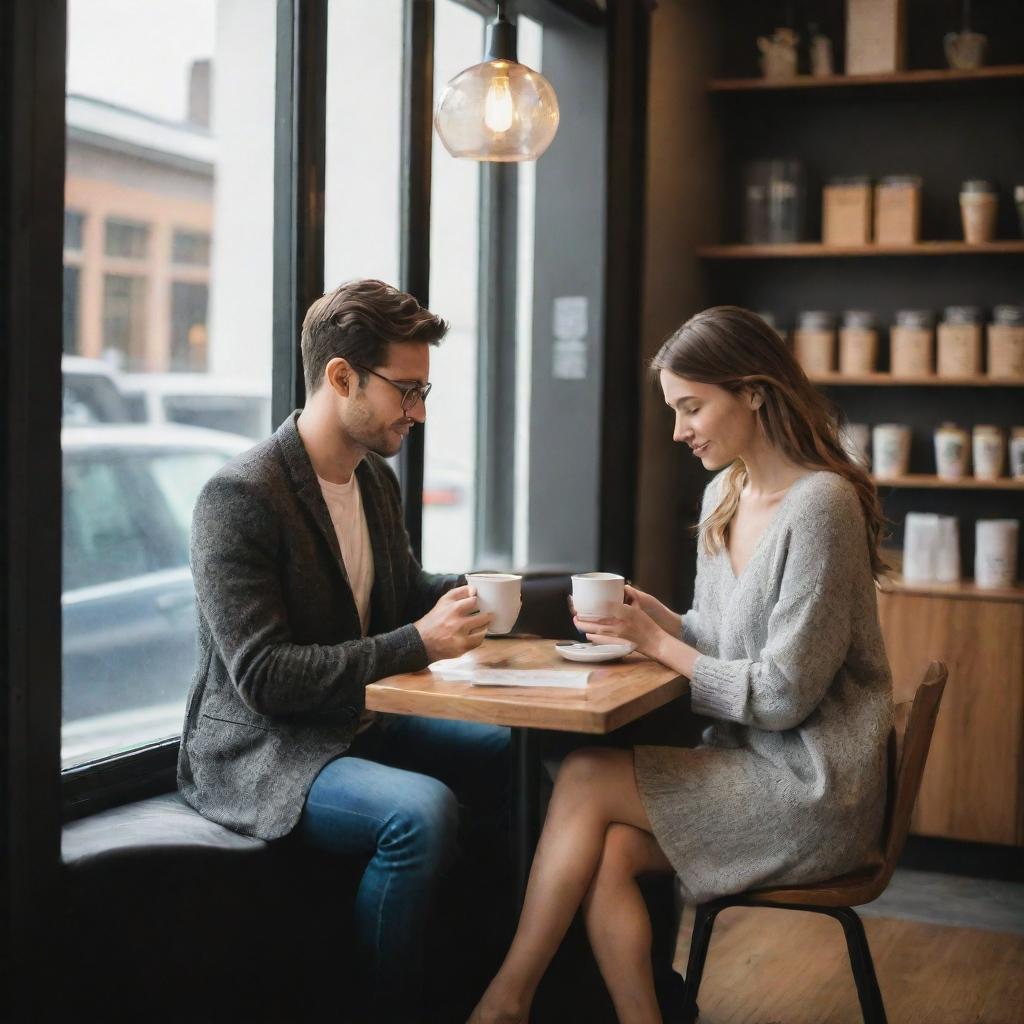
[469,306,894,1024]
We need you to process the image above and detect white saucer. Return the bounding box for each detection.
[554,641,635,664]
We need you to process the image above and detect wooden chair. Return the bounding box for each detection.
[677,662,948,1024]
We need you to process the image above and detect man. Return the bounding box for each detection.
[178,279,510,1022]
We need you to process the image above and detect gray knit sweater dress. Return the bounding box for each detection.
[634,469,893,904]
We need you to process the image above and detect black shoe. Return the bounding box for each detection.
[655,968,699,1023]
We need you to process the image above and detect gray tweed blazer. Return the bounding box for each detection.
[177,412,457,840]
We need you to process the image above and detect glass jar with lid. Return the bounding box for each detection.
[838,310,878,374]
[937,305,983,377]
[875,174,922,245]
[823,176,872,246]
[987,304,1024,379]
[890,309,934,376]
[793,310,836,375]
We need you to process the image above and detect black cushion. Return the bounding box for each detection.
[62,791,266,868]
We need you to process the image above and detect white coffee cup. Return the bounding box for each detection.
[975,520,1019,590]
[467,573,522,635]
[872,424,911,478]
[934,424,969,480]
[571,572,625,619]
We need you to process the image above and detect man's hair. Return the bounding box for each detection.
[300,279,448,393]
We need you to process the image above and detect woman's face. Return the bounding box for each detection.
[660,371,759,470]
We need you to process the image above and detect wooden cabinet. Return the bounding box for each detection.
[878,588,1024,845]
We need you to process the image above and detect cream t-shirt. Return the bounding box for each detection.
[318,472,376,729]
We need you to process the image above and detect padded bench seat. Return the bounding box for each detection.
[62,791,267,865]
[58,790,364,1022]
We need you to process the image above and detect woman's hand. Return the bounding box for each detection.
[623,584,682,637]
[573,600,665,659]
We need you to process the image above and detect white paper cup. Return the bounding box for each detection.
[466,573,522,635]
[974,520,1019,589]
[972,426,1004,480]
[571,572,625,619]
[1010,432,1024,479]
[935,516,961,583]
[934,425,969,480]
[872,424,911,478]
[903,513,939,583]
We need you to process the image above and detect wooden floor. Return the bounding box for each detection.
[674,905,1024,1023]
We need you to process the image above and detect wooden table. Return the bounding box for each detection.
[366,638,688,902]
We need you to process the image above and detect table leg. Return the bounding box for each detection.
[511,726,541,912]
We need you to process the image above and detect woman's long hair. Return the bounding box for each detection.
[651,306,887,580]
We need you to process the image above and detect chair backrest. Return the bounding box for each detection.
[877,661,948,885]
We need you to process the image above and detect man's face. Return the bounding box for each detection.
[333,341,430,458]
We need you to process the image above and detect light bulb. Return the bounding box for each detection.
[483,73,515,134]
[434,6,559,162]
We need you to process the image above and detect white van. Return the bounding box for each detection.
[117,373,271,440]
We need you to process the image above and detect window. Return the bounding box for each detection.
[104,218,150,260]
[55,0,605,777]
[170,280,209,371]
[63,0,276,768]
[146,450,234,548]
[62,458,151,591]
[323,0,402,289]
[162,393,271,440]
[62,445,243,768]
[420,0,485,573]
[102,273,148,370]
[171,229,211,266]
[65,210,85,251]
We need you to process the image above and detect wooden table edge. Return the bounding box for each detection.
[365,673,690,735]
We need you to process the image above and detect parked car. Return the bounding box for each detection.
[61,423,251,767]
[62,355,132,425]
[116,373,271,440]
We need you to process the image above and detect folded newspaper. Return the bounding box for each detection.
[430,659,590,689]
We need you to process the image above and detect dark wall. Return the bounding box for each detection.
[523,3,609,570]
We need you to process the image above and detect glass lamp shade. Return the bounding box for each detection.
[435,59,559,162]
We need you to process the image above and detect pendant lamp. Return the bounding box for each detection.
[434,2,560,162]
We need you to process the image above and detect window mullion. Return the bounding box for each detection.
[474,161,518,568]
[272,0,328,424]
[397,0,435,559]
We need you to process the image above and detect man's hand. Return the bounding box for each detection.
[414,585,493,662]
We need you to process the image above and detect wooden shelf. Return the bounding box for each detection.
[873,474,1024,491]
[811,373,1024,387]
[709,65,1024,93]
[878,575,1024,603]
[697,241,1024,260]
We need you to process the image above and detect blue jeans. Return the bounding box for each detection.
[296,714,510,1023]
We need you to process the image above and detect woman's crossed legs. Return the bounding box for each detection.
[469,746,674,1024]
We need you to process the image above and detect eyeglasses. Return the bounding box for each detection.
[353,365,432,413]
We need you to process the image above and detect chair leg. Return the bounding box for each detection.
[830,907,888,1024]
[679,902,722,1022]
